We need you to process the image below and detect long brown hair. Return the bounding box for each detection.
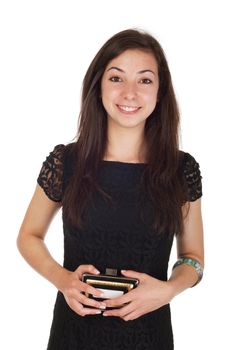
[63,29,187,235]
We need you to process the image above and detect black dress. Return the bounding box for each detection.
[37,144,202,350]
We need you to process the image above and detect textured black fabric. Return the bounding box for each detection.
[37,144,202,350]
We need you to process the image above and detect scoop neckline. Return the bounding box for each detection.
[101,160,147,166]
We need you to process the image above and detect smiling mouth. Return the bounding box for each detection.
[117,105,141,112]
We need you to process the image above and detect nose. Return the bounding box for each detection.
[122,82,138,100]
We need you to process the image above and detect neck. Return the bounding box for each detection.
[104,124,146,163]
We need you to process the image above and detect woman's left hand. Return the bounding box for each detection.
[102,270,174,321]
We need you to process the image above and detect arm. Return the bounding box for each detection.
[17,184,107,315]
[167,198,204,296]
[17,184,63,286]
[102,198,204,320]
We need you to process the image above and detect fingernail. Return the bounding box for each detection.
[99,304,106,310]
[95,310,102,314]
[94,269,100,274]
[121,270,126,273]
[102,313,108,316]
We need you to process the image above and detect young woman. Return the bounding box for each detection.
[17,29,204,349]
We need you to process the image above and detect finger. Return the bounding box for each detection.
[77,291,106,310]
[75,264,100,278]
[82,307,102,316]
[122,310,141,321]
[103,300,135,318]
[70,299,102,316]
[121,269,143,281]
[79,280,106,299]
[104,289,136,308]
[64,286,106,310]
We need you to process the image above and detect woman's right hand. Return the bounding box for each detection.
[58,264,106,316]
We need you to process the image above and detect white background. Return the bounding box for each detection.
[1,0,231,348]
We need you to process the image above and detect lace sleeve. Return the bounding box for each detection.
[183,152,202,202]
[37,144,65,202]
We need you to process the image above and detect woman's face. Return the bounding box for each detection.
[101,49,159,131]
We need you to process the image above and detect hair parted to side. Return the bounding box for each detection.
[63,28,188,235]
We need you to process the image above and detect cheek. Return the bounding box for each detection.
[101,89,115,113]
[101,95,108,113]
[144,91,158,108]
[102,88,119,105]
[101,86,109,107]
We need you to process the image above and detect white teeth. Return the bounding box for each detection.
[118,105,139,112]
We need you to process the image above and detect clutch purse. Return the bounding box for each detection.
[82,268,139,309]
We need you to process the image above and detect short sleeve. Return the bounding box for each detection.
[37,144,65,202]
[183,152,203,202]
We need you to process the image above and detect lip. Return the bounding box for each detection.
[117,104,141,114]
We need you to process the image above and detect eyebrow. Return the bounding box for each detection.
[106,66,156,76]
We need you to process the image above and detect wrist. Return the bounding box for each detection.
[50,265,70,292]
[172,257,203,287]
[165,280,177,301]
[167,263,202,298]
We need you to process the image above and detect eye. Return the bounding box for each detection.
[109,76,122,82]
[140,78,153,84]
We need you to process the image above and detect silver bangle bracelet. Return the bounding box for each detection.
[172,257,203,287]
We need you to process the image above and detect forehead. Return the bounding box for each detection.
[105,49,158,72]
